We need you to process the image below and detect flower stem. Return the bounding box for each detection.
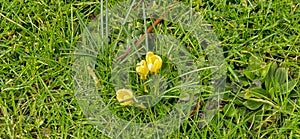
[153,74,159,96]
[144,84,148,93]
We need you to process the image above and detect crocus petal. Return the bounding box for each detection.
[146,51,154,64]
[147,63,154,71]
[153,55,162,74]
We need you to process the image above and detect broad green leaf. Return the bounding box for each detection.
[260,62,270,80]
[262,103,272,110]
[249,87,270,100]
[237,107,248,116]
[228,97,244,105]
[275,67,287,84]
[265,62,278,91]
[281,79,298,94]
[243,100,263,110]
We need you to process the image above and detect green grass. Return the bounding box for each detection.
[1,0,299,138]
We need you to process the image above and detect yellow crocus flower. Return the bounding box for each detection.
[136,60,149,80]
[146,52,162,74]
[116,89,135,106]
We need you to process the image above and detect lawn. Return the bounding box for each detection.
[0,0,299,138]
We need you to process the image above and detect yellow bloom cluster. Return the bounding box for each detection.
[116,52,162,107]
[136,51,162,79]
[135,60,149,80]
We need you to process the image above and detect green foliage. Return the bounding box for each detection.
[1,0,299,138]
